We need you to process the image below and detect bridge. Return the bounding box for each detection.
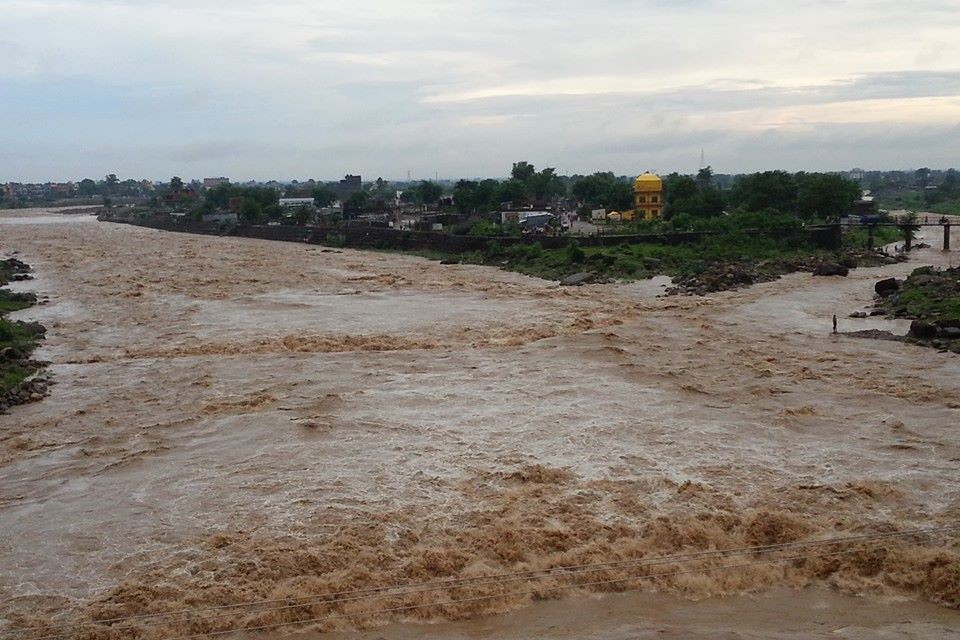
[838,217,953,251]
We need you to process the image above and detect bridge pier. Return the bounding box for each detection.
[945,222,952,251]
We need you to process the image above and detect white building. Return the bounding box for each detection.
[279,197,315,208]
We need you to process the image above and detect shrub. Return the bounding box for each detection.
[325,233,347,248]
[565,241,585,263]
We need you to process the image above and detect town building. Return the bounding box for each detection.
[632,172,663,221]
[278,197,315,208]
[203,177,230,190]
[163,188,199,206]
[500,210,553,225]
[338,174,361,195]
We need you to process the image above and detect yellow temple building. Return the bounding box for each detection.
[633,172,663,220]
[605,171,664,222]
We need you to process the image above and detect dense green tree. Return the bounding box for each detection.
[938,169,959,199]
[528,167,565,200]
[265,203,284,221]
[697,188,726,218]
[211,185,274,208]
[605,180,634,211]
[696,166,714,189]
[795,173,860,219]
[204,183,232,208]
[665,174,698,204]
[312,185,337,208]
[511,161,536,184]
[729,171,798,213]
[170,176,184,192]
[240,199,261,222]
[417,180,443,208]
[453,180,480,214]
[476,179,500,210]
[346,190,369,210]
[468,220,500,236]
[571,173,608,205]
[570,172,634,211]
[571,172,616,207]
[663,173,725,219]
[496,178,527,204]
[78,178,98,196]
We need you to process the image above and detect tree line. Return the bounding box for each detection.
[14,164,872,223]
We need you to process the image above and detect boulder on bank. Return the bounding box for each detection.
[0,257,31,274]
[940,327,960,339]
[874,277,900,297]
[559,271,596,286]
[909,320,938,339]
[813,263,849,277]
[21,321,46,336]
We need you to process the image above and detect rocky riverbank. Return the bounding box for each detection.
[0,257,51,413]
[865,266,960,353]
[663,249,904,296]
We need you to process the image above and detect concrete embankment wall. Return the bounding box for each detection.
[101,216,843,252]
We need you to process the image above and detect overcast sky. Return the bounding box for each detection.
[3,0,959,182]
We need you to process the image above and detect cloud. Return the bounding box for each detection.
[2,0,959,181]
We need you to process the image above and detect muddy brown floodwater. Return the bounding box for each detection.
[1,208,959,639]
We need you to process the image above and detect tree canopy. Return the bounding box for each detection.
[662,173,725,219]
[571,172,632,211]
[312,185,337,208]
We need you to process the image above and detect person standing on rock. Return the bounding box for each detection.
[833,314,838,334]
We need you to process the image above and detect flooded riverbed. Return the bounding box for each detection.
[1,209,958,638]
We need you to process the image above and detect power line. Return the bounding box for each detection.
[14,525,958,640]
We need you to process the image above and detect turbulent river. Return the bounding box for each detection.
[1,209,958,639]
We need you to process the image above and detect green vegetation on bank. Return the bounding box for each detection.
[872,266,960,354]
[841,225,902,249]
[440,236,837,283]
[876,168,960,215]
[879,191,960,216]
[0,320,40,391]
[0,291,35,315]
[883,267,960,323]
[0,259,44,398]
[411,212,878,287]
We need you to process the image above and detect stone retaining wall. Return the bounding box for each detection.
[101,215,842,252]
